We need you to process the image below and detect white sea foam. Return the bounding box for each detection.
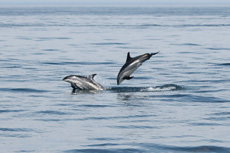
[141,86,177,92]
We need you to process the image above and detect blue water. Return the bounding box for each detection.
[1,6,230,153]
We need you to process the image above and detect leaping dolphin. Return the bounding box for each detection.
[117,52,159,85]
[63,74,105,92]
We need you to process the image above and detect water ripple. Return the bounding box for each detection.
[65,144,230,153]
[206,47,230,51]
[78,104,114,108]
[111,125,158,129]
[34,110,70,115]
[180,43,202,46]
[162,145,230,153]
[42,61,115,65]
[140,143,230,153]
[65,148,142,153]
[80,114,156,121]
[91,42,127,45]
[0,128,33,132]
[0,109,25,113]
[218,63,230,66]
[0,88,48,93]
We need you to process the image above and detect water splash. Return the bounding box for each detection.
[109,84,183,93]
[141,84,183,92]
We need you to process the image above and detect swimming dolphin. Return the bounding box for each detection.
[117,52,159,85]
[63,74,105,92]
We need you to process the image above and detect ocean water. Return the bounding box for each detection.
[0,6,230,153]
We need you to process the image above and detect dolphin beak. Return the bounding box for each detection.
[117,79,123,85]
[117,78,121,85]
[62,76,69,81]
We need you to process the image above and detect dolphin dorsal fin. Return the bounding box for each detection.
[126,52,132,62]
[88,74,97,80]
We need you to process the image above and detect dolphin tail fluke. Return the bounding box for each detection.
[150,51,160,57]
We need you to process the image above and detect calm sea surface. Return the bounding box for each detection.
[0,6,230,153]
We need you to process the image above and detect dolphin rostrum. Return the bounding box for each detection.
[63,74,105,92]
[117,52,159,85]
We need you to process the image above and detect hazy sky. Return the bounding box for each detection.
[0,0,230,6]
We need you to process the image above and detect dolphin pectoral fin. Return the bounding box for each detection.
[71,83,82,90]
[71,83,76,89]
[71,83,77,93]
[124,76,134,80]
[72,88,76,93]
